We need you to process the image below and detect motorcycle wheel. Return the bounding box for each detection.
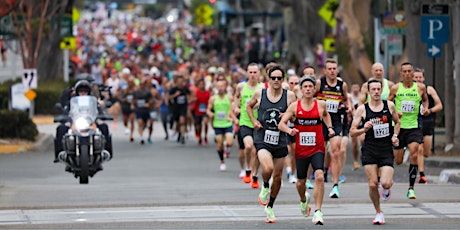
[79,145,89,184]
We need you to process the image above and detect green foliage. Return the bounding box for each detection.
[0,110,38,141]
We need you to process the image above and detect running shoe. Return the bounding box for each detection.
[329,186,340,198]
[312,210,324,225]
[251,180,260,189]
[300,191,311,217]
[204,137,208,145]
[264,206,276,223]
[352,161,360,170]
[372,212,385,225]
[124,128,130,135]
[198,139,202,146]
[239,170,246,179]
[242,174,251,183]
[406,188,416,199]
[380,188,392,201]
[147,138,152,144]
[140,139,145,145]
[180,136,185,144]
[418,176,427,184]
[306,180,314,189]
[258,187,270,206]
[219,163,226,172]
[289,174,297,184]
[339,175,346,183]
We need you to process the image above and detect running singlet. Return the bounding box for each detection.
[194,89,211,116]
[213,94,232,128]
[239,82,262,128]
[253,89,288,147]
[316,77,345,115]
[394,82,421,129]
[362,101,394,153]
[294,100,325,158]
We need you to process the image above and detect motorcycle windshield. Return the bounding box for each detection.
[69,96,98,122]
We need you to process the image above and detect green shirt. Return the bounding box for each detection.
[239,82,261,128]
[394,82,421,129]
[213,94,233,128]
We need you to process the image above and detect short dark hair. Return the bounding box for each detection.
[400,62,413,70]
[414,67,424,74]
[268,65,285,78]
[303,65,316,72]
[367,78,382,91]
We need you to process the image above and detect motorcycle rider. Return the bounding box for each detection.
[54,80,112,165]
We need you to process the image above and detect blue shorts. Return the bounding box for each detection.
[214,126,233,135]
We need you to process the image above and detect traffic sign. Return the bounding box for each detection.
[318,0,338,28]
[22,69,37,89]
[380,28,406,35]
[324,37,335,52]
[420,4,449,44]
[24,89,37,101]
[60,37,76,50]
[427,43,442,58]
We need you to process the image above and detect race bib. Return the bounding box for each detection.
[126,95,133,103]
[199,103,207,113]
[136,99,146,108]
[373,123,390,138]
[326,100,339,113]
[216,111,226,120]
[299,132,316,146]
[264,130,280,145]
[177,95,186,104]
[150,111,158,120]
[401,100,415,113]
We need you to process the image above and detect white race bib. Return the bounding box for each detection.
[264,130,280,145]
[216,111,226,120]
[126,95,133,103]
[373,123,390,138]
[326,100,339,113]
[177,95,186,104]
[299,132,316,146]
[136,99,146,107]
[401,100,415,113]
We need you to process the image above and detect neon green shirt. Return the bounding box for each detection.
[394,82,421,129]
[239,82,261,128]
[213,95,232,128]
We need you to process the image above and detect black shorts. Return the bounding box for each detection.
[136,109,150,122]
[361,146,394,168]
[194,114,208,124]
[296,152,325,179]
[287,134,296,144]
[422,119,435,136]
[255,143,288,159]
[172,105,188,122]
[237,128,245,150]
[394,128,423,149]
[214,126,233,135]
[323,113,345,141]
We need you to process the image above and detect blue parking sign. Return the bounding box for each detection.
[420,15,450,44]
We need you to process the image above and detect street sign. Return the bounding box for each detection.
[380,28,406,35]
[427,43,442,58]
[195,4,214,26]
[318,0,338,28]
[388,35,403,56]
[420,4,449,44]
[72,7,80,24]
[22,69,37,89]
[60,36,76,50]
[24,89,37,101]
[324,37,335,52]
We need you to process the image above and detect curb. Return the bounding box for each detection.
[0,133,53,154]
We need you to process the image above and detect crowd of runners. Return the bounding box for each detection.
[67,12,443,226]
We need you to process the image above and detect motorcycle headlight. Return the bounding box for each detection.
[75,117,91,130]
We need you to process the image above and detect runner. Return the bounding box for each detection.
[194,79,211,146]
[387,62,429,199]
[131,79,154,145]
[169,75,194,145]
[279,75,334,225]
[118,76,136,142]
[247,65,296,223]
[206,79,238,171]
[349,83,362,170]
[350,78,401,225]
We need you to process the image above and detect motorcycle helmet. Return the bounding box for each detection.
[74,80,91,95]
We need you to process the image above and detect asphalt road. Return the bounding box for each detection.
[0,121,459,229]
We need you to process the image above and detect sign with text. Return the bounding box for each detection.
[22,69,37,89]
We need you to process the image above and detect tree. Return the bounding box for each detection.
[8,0,72,81]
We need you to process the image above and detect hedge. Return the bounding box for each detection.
[0,110,38,141]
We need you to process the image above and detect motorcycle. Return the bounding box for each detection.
[54,95,112,184]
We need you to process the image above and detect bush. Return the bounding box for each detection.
[0,110,38,141]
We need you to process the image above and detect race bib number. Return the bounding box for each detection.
[373,123,390,138]
[199,103,207,113]
[150,111,158,120]
[177,95,186,104]
[299,132,316,146]
[264,130,280,145]
[401,100,415,113]
[216,111,226,120]
[136,99,146,108]
[126,95,133,103]
[326,100,339,113]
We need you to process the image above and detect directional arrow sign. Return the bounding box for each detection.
[427,43,441,57]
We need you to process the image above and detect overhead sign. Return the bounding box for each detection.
[318,0,338,28]
[324,37,335,52]
[22,69,37,89]
[60,36,76,49]
[420,4,449,44]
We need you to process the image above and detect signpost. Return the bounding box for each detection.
[420,3,450,154]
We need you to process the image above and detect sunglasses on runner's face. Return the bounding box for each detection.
[270,76,283,81]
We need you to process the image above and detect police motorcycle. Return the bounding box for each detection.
[54,82,113,184]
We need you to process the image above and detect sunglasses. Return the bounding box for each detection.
[270,76,283,81]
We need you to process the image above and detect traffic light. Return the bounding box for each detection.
[209,0,216,4]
